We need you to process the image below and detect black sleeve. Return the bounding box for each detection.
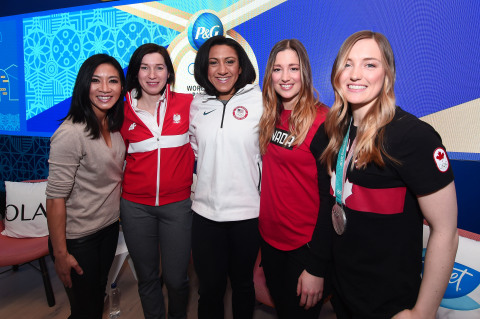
[388,114,454,195]
[305,124,334,277]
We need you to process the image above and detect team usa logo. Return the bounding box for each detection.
[233,106,248,120]
[433,147,449,172]
[173,114,181,124]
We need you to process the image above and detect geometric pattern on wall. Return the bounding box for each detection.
[23,5,179,119]
[0,114,20,132]
[0,134,50,192]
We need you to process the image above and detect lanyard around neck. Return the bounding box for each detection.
[334,120,357,205]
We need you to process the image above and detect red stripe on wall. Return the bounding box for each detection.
[424,220,480,242]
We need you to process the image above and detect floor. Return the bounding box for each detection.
[0,256,337,319]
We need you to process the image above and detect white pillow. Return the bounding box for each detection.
[1,181,49,238]
[423,225,480,317]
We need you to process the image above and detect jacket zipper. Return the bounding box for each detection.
[155,86,168,206]
[257,162,262,192]
[220,102,227,128]
[155,147,160,206]
[219,94,235,128]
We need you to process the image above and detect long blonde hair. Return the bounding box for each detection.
[259,39,322,155]
[321,31,397,171]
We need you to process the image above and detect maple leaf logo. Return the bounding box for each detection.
[343,179,353,203]
[436,151,445,161]
[330,172,353,204]
[433,148,449,173]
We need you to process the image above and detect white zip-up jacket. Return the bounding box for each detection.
[189,84,263,222]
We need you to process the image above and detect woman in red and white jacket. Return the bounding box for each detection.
[120,43,194,319]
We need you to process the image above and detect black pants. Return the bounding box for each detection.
[192,213,259,319]
[49,221,119,319]
[330,287,354,319]
[261,239,323,319]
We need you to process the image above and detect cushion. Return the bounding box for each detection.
[1,181,49,238]
[423,225,480,317]
[0,191,5,219]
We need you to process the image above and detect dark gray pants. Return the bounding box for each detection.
[120,198,192,319]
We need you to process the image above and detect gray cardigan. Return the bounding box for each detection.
[46,119,125,239]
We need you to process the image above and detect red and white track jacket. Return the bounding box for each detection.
[121,85,194,206]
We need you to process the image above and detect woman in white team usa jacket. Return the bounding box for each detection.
[189,35,263,319]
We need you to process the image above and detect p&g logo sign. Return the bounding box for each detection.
[187,12,224,51]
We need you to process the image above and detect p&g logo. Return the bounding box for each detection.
[188,12,224,51]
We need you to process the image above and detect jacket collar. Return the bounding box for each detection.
[201,83,258,102]
[127,84,171,107]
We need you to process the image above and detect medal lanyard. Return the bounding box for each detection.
[334,120,357,206]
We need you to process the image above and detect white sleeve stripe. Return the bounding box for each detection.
[127,133,189,153]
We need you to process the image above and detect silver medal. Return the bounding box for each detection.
[332,203,347,235]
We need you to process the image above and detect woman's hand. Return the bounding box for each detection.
[46,198,84,288]
[392,309,414,319]
[296,270,324,309]
[54,252,83,288]
[392,308,434,319]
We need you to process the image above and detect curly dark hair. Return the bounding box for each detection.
[194,35,256,97]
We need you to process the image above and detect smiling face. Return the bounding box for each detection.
[89,63,122,119]
[271,49,302,110]
[339,38,386,117]
[137,52,169,98]
[207,44,242,100]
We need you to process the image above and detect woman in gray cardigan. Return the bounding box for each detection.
[46,54,126,319]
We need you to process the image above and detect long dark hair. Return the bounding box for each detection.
[259,39,324,155]
[65,54,125,139]
[125,43,175,99]
[194,35,256,97]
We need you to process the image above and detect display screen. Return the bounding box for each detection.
[0,0,479,160]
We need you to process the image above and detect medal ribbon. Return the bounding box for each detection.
[334,120,357,206]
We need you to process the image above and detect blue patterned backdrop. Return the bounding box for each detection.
[23,8,179,120]
[0,135,50,192]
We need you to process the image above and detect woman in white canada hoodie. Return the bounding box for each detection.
[189,35,263,319]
